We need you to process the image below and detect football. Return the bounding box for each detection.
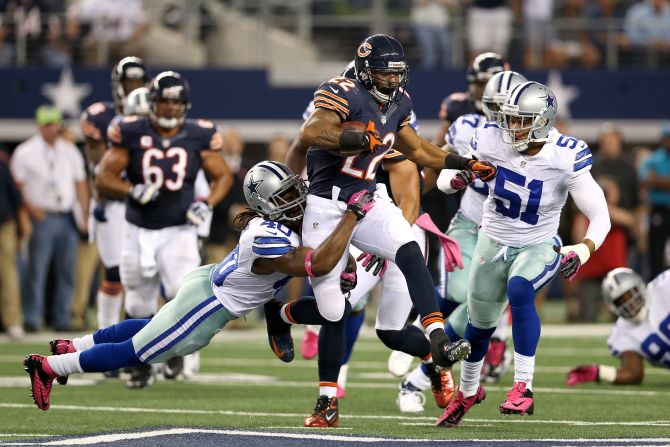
[341,120,367,133]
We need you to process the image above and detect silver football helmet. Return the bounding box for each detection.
[602,268,649,324]
[123,87,150,116]
[499,81,557,152]
[243,161,307,222]
[482,71,528,122]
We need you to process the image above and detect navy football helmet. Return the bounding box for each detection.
[467,52,506,111]
[354,34,408,104]
[148,71,191,129]
[111,56,149,110]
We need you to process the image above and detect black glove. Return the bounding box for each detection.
[92,202,107,223]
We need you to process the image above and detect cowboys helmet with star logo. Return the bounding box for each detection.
[499,81,558,152]
[243,161,307,222]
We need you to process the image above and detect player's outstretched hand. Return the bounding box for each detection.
[346,189,375,221]
[129,183,159,205]
[554,244,591,281]
[450,170,476,191]
[466,159,497,182]
[356,253,388,277]
[566,364,599,386]
[186,200,213,226]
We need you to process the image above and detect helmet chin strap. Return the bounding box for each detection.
[371,86,391,104]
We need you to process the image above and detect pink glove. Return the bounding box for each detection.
[340,270,357,294]
[566,364,599,386]
[356,253,388,277]
[346,189,376,221]
[415,213,463,273]
[450,170,475,191]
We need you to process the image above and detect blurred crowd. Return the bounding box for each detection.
[1,0,669,68]
[1,100,670,338]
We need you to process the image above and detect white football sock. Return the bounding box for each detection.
[72,334,95,352]
[319,385,337,398]
[97,290,123,329]
[513,351,535,390]
[337,363,349,390]
[47,352,84,376]
[459,359,484,398]
[405,363,431,391]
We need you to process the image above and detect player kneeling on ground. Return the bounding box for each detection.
[566,268,670,386]
[23,161,375,411]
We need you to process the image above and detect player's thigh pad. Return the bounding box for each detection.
[132,265,235,364]
[303,194,350,322]
[508,235,561,294]
[351,199,415,261]
[445,213,479,304]
[156,225,201,300]
[467,231,510,329]
[375,225,427,331]
[95,201,126,268]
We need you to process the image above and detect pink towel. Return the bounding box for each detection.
[415,213,463,273]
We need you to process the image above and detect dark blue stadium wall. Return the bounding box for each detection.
[0,67,667,120]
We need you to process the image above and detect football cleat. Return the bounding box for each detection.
[482,338,511,383]
[499,382,534,415]
[388,350,414,377]
[125,364,155,389]
[435,386,486,428]
[396,381,426,413]
[427,364,456,408]
[431,334,471,369]
[164,356,184,379]
[269,333,295,363]
[49,339,75,385]
[304,395,339,428]
[300,328,319,360]
[24,354,57,411]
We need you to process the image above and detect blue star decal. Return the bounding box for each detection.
[544,94,556,110]
[246,175,262,197]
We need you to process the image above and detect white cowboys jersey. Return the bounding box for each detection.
[608,270,670,368]
[211,217,300,316]
[470,124,593,247]
[445,113,488,225]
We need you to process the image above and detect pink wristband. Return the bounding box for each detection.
[304,250,315,277]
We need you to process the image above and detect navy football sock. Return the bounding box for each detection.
[463,323,496,363]
[317,305,351,384]
[92,319,150,345]
[79,339,143,372]
[394,242,440,320]
[439,297,460,319]
[342,310,365,364]
[508,276,541,356]
[377,324,430,358]
[445,323,461,342]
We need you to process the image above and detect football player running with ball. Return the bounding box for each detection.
[286,33,496,426]
[567,268,670,386]
[435,81,611,427]
[23,161,378,411]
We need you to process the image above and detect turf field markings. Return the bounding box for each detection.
[0,435,53,438]
[2,403,670,427]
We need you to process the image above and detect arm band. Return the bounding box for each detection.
[444,152,470,170]
[304,250,316,277]
[339,129,367,151]
[598,364,617,383]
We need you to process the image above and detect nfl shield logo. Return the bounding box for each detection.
[140,136,152,149]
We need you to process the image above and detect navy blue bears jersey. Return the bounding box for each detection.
[307,76,413,202]
[80,101,117,144]
[438,92,477,124]
[108,116,220,230]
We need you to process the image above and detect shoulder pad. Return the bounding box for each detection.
[314,77,357,121]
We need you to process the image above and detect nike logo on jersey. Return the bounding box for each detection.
[329,85,339,94]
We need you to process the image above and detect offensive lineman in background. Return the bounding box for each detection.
[285,34,497,426]
[435,82,610,427]
[566,268,670,386]
[96,71,233,388]
[79,57,148,333]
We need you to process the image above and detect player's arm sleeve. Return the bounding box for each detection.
[251,235,295,259]
[313,82,350,121]
[568,172,610,250]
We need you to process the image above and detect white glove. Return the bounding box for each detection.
[129,184,159,205]
[186,200,212,226]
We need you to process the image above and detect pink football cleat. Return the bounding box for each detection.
[49,339,75,385]
[24,355,57,411]
[499,382,534,415]
[435,386,486,428]
[300,327,319,360]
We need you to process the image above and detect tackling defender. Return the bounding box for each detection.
[23,161,377,411]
